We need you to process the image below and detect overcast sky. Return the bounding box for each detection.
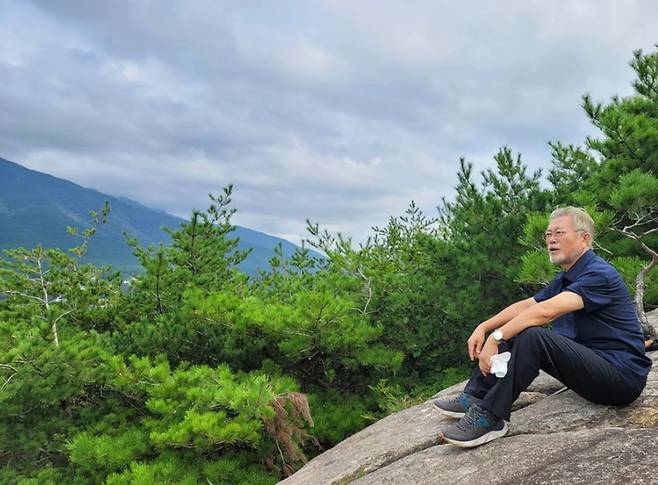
[2,1,657,244]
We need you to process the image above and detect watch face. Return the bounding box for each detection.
[493,330,503,341]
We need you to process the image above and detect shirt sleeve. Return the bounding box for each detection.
[564,271,614,313]
[534,277,561,303]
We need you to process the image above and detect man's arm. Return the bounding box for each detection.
[479,297,538,332]
[498,292,584,340]
[468,297,537,360]
[477,291,585,375]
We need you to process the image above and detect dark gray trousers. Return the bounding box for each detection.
[463,327,642,420]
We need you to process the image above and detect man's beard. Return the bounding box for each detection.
[549,248,585,266]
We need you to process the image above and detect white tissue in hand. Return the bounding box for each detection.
[490,351,511,378]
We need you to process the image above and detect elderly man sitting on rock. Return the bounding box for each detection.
[434,206,652,448]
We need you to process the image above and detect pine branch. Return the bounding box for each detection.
[3,290,46,304]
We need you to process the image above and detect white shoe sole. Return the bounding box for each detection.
[442,421,509,448]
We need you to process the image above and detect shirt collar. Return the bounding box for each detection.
[562,249,595,283]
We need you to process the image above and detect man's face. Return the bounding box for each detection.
[545,215,590,269]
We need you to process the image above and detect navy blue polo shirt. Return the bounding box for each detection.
[534,249,652,391]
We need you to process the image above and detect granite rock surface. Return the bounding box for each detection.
[280,309,658,485]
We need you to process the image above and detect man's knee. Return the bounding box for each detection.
[516,326,550,344]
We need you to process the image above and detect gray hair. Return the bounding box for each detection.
[549,206,595,247]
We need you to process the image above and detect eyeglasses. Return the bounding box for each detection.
[544,229,585,241]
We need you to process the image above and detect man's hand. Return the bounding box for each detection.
[478,337,499,376]
[467,325,486,361]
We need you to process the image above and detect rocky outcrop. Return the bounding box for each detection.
[356,428,658,485]
[280,309,658,485]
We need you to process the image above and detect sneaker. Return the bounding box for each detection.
[440,404,508,448]
[432,392,482,418]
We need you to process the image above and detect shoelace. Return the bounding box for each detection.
[456,406,485,431]
[447,394,464,406]
[445,393,468,407]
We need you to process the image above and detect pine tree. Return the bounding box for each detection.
[582,47,658,333]
[520,46,658,335]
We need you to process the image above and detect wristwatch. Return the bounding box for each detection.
[491,329,504,343]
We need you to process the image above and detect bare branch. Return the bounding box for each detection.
[1,372,17,391]
[622,215,649,233]
[356,268,373,315]
[3,290,45,304]
[53,310,74,326]
[612,217,658,336]
[637,238,658,260]
[0,364,18,373]
[593,240,614,256]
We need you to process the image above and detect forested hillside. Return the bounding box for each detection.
[0,158,308,275]
[0,47,656,484]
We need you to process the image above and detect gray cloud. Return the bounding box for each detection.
[2,0,657,244]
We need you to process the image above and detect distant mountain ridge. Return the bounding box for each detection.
[0,157,309,274]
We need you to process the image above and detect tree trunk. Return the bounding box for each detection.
[51,319,60,347]
[635,252,658,338]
